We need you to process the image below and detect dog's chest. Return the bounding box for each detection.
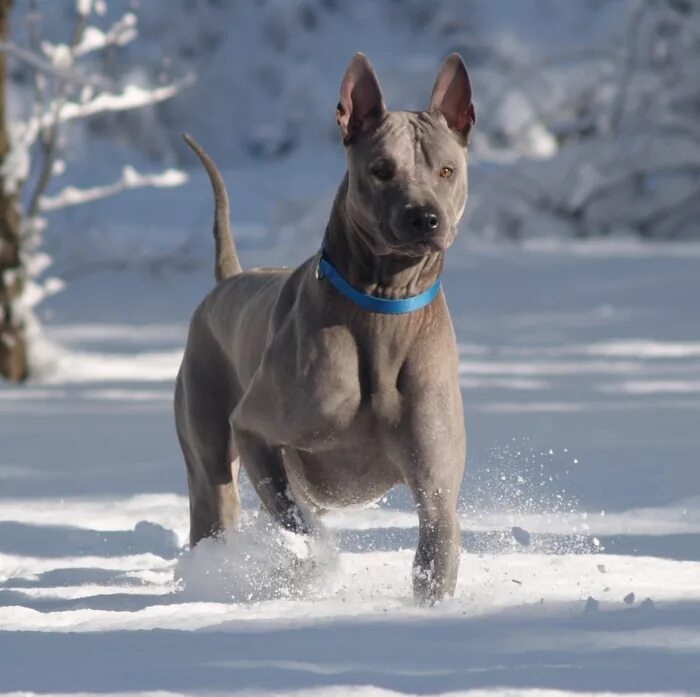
[295,324,407,443]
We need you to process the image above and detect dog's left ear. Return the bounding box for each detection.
[337,53,386,145]
[429,53,476,141]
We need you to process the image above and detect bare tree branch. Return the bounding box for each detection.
[41,75,194,126]
[639,185,700,233]
[0,40,105,88]
[26,6,90,220]
[40,166,187,211]
[26,0,48,142]
[608,0,647,133]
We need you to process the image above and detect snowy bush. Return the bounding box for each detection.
[468,0,700,240]
[0,0,189,380]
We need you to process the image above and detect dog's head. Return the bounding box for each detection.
[336,53,475,258]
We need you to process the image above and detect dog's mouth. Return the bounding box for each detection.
[385,228,452,257]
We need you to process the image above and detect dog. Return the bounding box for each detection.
[175,53,475,603]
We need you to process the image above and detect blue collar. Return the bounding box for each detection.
[316,250,441,314]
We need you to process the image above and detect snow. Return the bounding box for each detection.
[40,166,187,211]
[75,0,95,15]
[2,241,700,695]
[48,81,193,129]
[1,121,31,194]
[73,15,139,57]
[2,2,700,694]
[0,692,690,697]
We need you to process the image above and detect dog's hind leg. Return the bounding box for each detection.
[232,425,309,535]
[231,403,309,536]
[175,365,242,548]
[184,434,241,548]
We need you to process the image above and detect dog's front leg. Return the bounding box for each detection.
[231,410,309,536]
[402,393,466,604]
[412,482,462,604]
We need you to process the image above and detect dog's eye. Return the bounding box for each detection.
[439,166,454,179]
[370,161,394,181]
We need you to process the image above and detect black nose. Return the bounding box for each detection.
[404,206,440,235]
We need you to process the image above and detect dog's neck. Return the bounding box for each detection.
[322,175,444,300]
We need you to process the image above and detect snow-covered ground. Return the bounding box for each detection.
[2,234,699,695]
[2,2,699,693]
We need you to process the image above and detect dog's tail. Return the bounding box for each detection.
[183,133,242,281]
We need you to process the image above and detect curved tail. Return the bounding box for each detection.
[183,133,242,281]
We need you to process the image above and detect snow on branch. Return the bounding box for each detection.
[17,75,194,152]
[0,40,105,87]
[50,77,194,126]
[0,0,192,380]
[40,166,188,211]
[75,13,138,57]
[76,0,94,14]
[43,12,138,66]
[75,0,106,18]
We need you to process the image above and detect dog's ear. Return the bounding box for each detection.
[337,53,386,145]
[429,53,475,141]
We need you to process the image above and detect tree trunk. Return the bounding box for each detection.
[0,0,28,382]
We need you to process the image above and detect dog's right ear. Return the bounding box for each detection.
[337,53,386,146]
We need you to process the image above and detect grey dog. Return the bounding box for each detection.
[175,52,475,603]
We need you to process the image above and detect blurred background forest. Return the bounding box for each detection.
[1,0,699,380]
[0,0,697,381]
